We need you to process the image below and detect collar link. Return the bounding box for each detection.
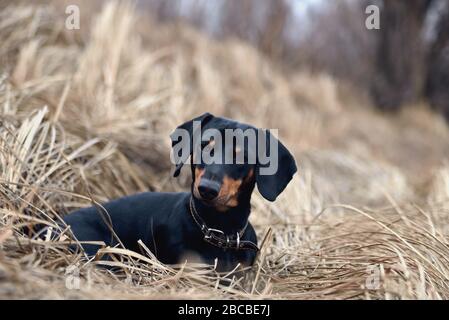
[189,196,258,251]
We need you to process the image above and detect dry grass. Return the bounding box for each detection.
[1,1,449,299]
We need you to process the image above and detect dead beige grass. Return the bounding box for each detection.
[1,1,449,299]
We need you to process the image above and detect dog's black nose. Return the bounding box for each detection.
[198,179,220,200]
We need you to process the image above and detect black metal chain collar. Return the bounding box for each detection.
[189,196,259,252]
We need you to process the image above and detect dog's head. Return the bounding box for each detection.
[170,113,297,210]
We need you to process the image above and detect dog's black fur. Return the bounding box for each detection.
[62,113,297,272]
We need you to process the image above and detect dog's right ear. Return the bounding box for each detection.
[170,112,214,177]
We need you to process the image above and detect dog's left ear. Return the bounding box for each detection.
[255,130,297,201]
[170,113,214,177]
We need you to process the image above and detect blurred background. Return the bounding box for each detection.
[141,0,449,118]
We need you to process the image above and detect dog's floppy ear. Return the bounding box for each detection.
[170,112,214,177]
[255,130,297,201]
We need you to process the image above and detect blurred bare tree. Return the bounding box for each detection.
[219,0,289,59]
[372,0,432,110]
[372,0,449,117]
[426,2,449,118]
[144,0,291,61]
[291,1,377,89]
[141,0,449,119]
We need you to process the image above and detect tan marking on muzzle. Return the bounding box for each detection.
[218,175,243,208]
[194,167,205,192]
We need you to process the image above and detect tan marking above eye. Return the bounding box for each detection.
[244,168,254,182]
[195,167,205,179]
[194,167,205,191]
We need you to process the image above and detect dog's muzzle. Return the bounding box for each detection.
[198,179,221,201]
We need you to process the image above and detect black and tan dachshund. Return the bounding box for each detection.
[62,113,297,272]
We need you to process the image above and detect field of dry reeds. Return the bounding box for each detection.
[1,1,449,299]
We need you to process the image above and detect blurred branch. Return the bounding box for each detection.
[426,1,449,118]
